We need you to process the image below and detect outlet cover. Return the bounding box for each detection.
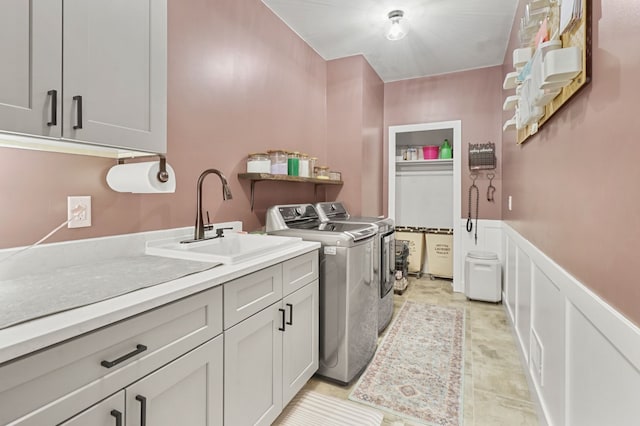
[68,196,92,228]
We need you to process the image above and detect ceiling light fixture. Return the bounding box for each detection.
[386,10,406,41]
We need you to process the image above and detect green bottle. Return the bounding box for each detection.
[439,139,452,159]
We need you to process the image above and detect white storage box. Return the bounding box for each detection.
[464,251,501,302]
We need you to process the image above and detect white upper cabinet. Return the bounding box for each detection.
[0,0,167,155]
[0,1,62,138]
[63,0,166,153]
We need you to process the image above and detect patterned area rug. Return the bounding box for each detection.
[349,301,465,425]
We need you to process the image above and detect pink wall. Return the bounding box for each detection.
[0,0,328,249]
[326,57,363,213]
[361,58,385,216]
[502,0,640,325]
[383,67,504,220]
[326,56,384,217]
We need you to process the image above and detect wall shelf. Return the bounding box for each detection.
[396,159,454,172]
[237,173,343,210]
[396,159,453,166]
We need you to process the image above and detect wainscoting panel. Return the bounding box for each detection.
[531,266,565,426]
[505,235,517,323]
[566,302,640,425]
[515,247,532,363]
[502,223,640,426]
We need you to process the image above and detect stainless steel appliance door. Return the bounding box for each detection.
[380,230,396,297]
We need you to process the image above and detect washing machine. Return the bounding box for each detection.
[266,204,378,384]
[316,202,395,333]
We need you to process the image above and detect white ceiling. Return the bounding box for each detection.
[261,0,519,82]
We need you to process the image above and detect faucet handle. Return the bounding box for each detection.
[215,227,233,238]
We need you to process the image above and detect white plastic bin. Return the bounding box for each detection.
[464,251,501,302]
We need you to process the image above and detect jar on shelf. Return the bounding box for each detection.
[298,153,310,177]
[314,166,330,179]
[400,146,408,160]
[246,152,271,173]
[268,150,287,175]
[287,151,300,176]
[329,171,341,181]
[309,157,318,177]
[406,147,418,161]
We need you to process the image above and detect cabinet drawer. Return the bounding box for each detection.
[224,264,283,329]
[0,285,222,426]
[282,251,319,296]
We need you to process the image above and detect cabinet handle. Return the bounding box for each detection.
[110,409,123,426]
[135,395,147,426]
[286,303,293,326]
[47,90,57,126]
[100,344,147,368]
[73,95,83,129]
[278,308,286,331]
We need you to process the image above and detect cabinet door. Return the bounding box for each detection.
[0,0,61,137]
[282,280,319,405]
[62,0,166,153]
[60,392,125,426]
[126,335,223,426]
[225,304,283,426]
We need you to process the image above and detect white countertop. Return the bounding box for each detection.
[0,225,320,365]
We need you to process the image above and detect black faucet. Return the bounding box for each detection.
[182,169,233,243]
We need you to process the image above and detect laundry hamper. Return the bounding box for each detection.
[425,228,453,279]
[394,227,425,277]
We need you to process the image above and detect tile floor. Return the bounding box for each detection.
[298,276,540,426]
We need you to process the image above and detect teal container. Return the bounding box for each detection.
[439,139,452,159]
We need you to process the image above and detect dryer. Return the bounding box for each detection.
[316,202,395,333]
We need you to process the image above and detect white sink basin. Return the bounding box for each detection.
[145,232,302,264]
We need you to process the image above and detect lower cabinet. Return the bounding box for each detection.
[60,392,125,426]
[60,335,224,426]
[224,280,319,426]
[125,335,223,426]
[224,302,283,425]
[0,250,319,426]
[282,281,320,405]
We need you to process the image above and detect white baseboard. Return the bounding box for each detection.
[502,223,640,426]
